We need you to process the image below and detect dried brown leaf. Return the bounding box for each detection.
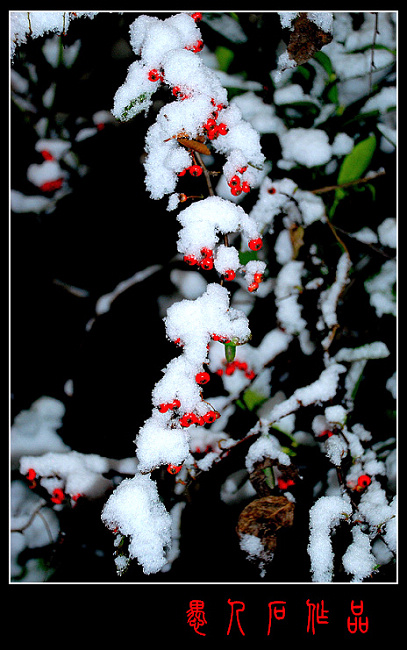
[237,495,295,552]
[287,13,332,66]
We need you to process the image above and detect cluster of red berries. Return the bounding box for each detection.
[26,468,81,504]
[184,247,214,271]
[228,168,251,196]
[202,99,229,140]
[278,477,295,490]
[179,409,220,428]
[178,164,203,177]
[158,399,181,413]
[247,271,264,293]
[215,358,256,380]
[185,39,204,53]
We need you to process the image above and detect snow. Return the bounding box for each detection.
[136,413,191,474]
[342,525,377,582]
[10,11,98,58]
[308,494,352,582]
[19,450,138,500]
[364,259,396,317]
[275,260,306,335]
[245,434,291,473]
[11,397,70,469]
[101,474,172,574]
[280,128,333,168]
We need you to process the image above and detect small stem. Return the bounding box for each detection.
[195,151,214,197]
[310,170,386,195]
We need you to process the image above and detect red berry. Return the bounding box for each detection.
[180,413,198,427]
[171,399,181,409]
[158,403,170,413]
[40,178,63,193]
[231,186,242,196]
[167,464,182,475]
[26,468,36,481]
[225,361,236,376]
[184,254,198,265]
[148,69,161,82]
[191,12,202,22]
[206,127,218,140]
[254,273,263,284]
[268,187,276,194]
[192,40,204,52]
[200,256,214,271]
[224,269,236,281]
[189,164,203,177]
[235,360,248,371]
[201,247,213,257]
[238,166,248,174]
[215,368,223,376]
[248,238,263,251]
[41,150,54,161]
[357,474,372,489]
[217,123,228,135]
[196,371,210,385]
[248,281,259,292]
[50,488,65,504]
[242,181,251,193]
[245,369,256,380]
[320,429,334,439]
[203,410,218,424]
[204,118,217,130]
[177,168,187,177]
[228,175,240,187]
[212,333,230,343]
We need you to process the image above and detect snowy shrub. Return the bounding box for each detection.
[11,11,396,583]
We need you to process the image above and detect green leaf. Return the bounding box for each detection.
[215,45,234,72]
[225,342,236,363]
[337,134,377,186]
[120,93,149,121]
[314,50,334,76]
[239,250,258,265]
[243,389,267,411]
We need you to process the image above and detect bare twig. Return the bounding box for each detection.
[310,169,386,195]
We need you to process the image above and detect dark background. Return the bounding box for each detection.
[10,12,396,590]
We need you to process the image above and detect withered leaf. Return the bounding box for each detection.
[287,13,332,66]
[290,224,305,259]
[249,458,300,497]
[178,138,211,156]
[237,495,295,553]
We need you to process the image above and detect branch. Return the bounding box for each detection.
[310,169,386,195]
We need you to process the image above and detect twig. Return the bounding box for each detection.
[195,151,215,197]
[370,12,379,92]
[310,169,386,195]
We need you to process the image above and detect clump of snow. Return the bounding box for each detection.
[101,473,172,575]
[365,259,396,317]
[245,434,291,474]
[19,450,138,500]
[342,525,377,582]
[11,397,70,469]
[308,494,352,582]
[279,128,333,169]
[239,533,273,577]
[10,11,98,58]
